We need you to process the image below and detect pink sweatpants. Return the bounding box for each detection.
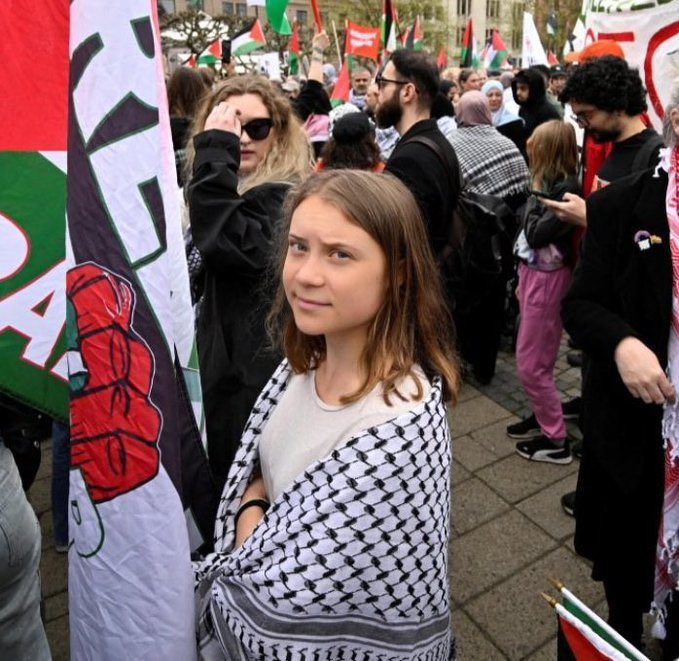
[515,263,572,440]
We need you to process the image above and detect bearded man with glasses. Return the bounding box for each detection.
[376,49,461,260]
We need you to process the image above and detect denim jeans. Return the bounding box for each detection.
[0,443,51,659]
[51,421,69,548]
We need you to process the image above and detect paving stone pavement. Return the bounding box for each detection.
[29,338,663,660]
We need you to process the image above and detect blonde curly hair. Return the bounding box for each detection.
[185,75,313,193]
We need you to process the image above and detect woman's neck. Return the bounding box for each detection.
[314,331,368,405]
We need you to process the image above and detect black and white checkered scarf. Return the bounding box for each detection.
[448,125,530,198]
[194,361,454,660]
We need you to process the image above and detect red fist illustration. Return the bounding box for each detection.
[68,263,161,503]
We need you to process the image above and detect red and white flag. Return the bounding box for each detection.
[346,21,381,61]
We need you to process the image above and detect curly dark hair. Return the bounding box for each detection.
[560,56,647,115]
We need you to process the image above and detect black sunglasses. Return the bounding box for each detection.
[375,73,410,89]
[241,117,274,141]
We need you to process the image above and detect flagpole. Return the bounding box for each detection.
[331,20,343,67]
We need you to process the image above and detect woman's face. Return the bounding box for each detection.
[283,195,387,346]
[486,89,503,112]
[224,93,275,175]
[461,72,481,91]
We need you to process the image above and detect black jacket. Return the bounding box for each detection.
[511,69,561,139]
[561,166,669,604]
[385,118,461,255]
[188,129,287,486]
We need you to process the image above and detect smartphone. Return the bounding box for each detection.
[530,189,562,201]
[222,39,231,65]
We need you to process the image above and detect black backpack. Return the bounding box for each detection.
[408,136,516,312]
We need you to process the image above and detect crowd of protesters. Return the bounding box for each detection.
[3,30,679,661]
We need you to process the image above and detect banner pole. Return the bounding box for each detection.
[331,20,342,67]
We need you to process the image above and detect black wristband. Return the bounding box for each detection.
[235,498,270,527]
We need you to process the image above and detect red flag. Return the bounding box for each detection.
[437,48,448,70]
[289,21,300,54]
[547,49,559,65]
[184,53,197,67]
[207,39,221,58]
[345,21,381,60]
[460,18,475,67]
[310,0,323,32]
[331,57,351,103]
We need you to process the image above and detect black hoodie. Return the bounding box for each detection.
[511,68,561,138]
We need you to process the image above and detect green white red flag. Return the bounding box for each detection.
[266,0,292,35]
[331,57,352,105]
[460,18,479,67]
[483,29,509,69]
[232,18,267,56]
[198,39,221,65]
[288,21,301,75]
[403,16,424,50]
[381,0,400,54]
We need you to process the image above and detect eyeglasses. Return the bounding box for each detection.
[241,118,274,141]
[570,110,596,128]
[375,74,410,90]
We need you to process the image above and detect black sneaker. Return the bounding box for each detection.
[515,436,572,464]
[562,397,581,421]
[506,414,541,439]
[561,491,576,517]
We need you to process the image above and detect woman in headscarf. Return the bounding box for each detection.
[448,90,528,211]
[482,79,525,156]
[446,91,530,384]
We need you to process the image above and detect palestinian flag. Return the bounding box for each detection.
[404,16,423,50]
[0,0,70,420]
[266,0,292,35]
[483,29,508,69]
[183,53,197,67]
[198,39,221,65]
[330,57,351,106]
[381,0,399,54]
[288,21,300,75]
[460,18,478,68]
[232,19,267,56]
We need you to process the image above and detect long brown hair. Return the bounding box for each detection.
[526,120,578,189]
[267,170,460,404]
[185,75,313,193]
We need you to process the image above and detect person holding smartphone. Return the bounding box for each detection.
[509,120,581,463]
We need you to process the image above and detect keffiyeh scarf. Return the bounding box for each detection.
[655,146,679,637]
[194,362,454,660]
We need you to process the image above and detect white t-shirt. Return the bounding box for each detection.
[259,368,431,502]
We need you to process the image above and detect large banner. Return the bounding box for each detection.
[575,0,679,130]
[0,0,70,421]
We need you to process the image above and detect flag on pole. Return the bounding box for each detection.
[556,604,635,661]
[0,0,69,422]
[266,0,292,35]
[198,39,221,65]
[183,53,197,67]
[232,19,267,56]
[522,12,548,67]
[547,49,559,65]
[460,18,478,68]
[331,57,352,105]
[547,582,650,661]
[437,47,448,70]
[288,21,300,75]
[310,0,323,32]
[381,0,399,54]
[483,29,509,69]
[547,11,558,37]
[346,21,382,60]
[67,0,217,657]
[404,16,424,50]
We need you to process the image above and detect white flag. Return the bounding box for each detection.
[246,0,266,6]
[522,12,548,67]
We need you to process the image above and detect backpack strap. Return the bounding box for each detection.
[406,135,464,190]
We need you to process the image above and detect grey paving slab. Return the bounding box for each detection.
[516,472,579,541]
[465,547,605,660]
[28,475,52,517]
[44,614,69,661]
[40,545,68,599]
[523,636,557,661]
[451,395,514,440]
[451,510,556,604]
[475,454,578,505]
[452,457,471,486]
[452,477,510,536]
[452,609,506,660]
[44,591,69,623]
[458,382,482,403]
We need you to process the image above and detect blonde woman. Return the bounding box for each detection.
[187,75,312,489]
